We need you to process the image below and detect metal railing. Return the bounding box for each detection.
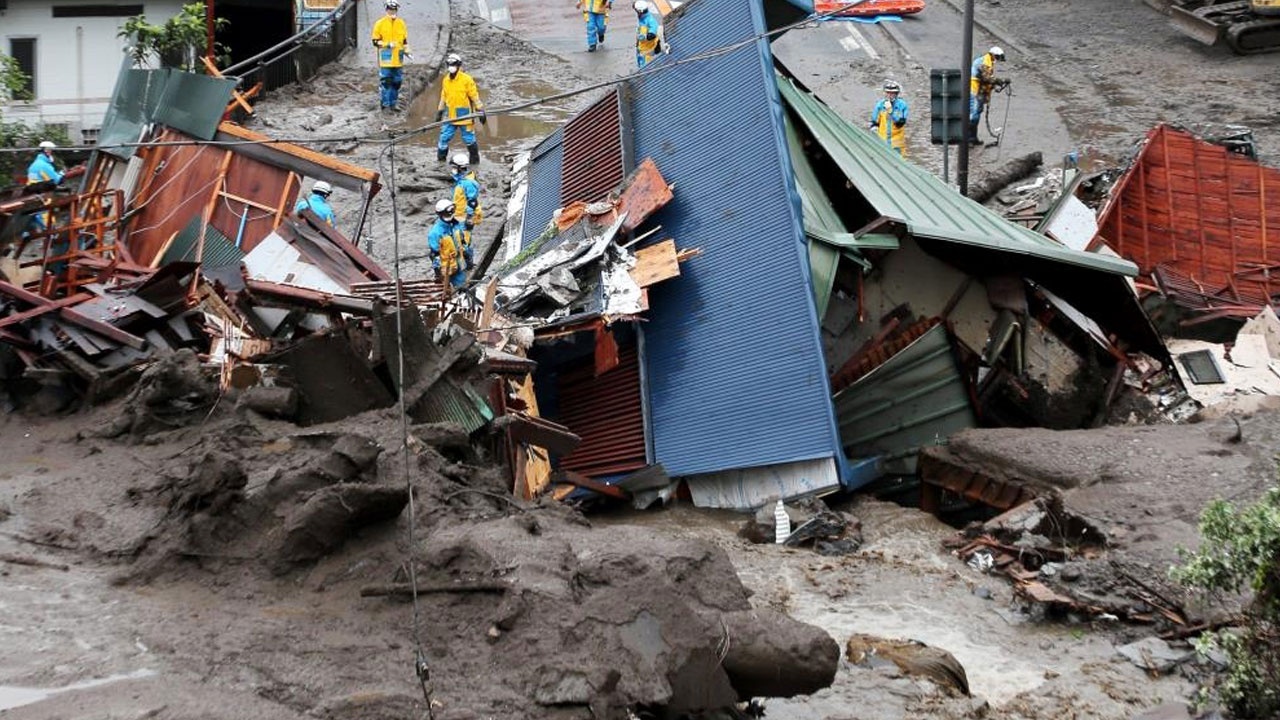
[222,0,358,100]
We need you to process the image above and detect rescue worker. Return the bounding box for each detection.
[27,140,65,185]
[371,0,410,112]
[868,79,908,156]
[428,198,468,289]
[435,53,486,165]
[449,152,482,264]
[634,0,662,68]
[294,181,336,226]
[578,0,611,52]
[969,45,1007,144]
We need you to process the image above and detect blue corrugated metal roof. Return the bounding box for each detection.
[629,0,842,477]
[521,128,564,250]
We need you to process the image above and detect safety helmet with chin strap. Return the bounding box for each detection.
[634,0,651,13]
[449,153,470,175]
[446,53,462,68]
[384,0,399,10]
[38,140,56,150]
[435,198,456,217]
[312,181,332,197]
[883,79,901,93]
[989,46,1005,60]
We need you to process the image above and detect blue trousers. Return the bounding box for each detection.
[438,122,477,152]
[379,67,403,109]
[586,12,607,48]
[969,95,985,125]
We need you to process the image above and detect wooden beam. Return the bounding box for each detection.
[492,412,582,456]
[217,122,380,185]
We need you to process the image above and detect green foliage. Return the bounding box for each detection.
[1,53,31,102]
[0,122,74,187]
[118,3,229,72]
[1172,486,1280,718]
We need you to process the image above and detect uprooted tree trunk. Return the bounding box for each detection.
[969,151,1043,205]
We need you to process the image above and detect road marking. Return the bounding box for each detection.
[490,6,510,23]
[843,24,878,59]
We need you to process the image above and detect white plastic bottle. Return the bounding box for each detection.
[774,499,790,544]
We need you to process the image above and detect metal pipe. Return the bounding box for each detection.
[958,0,974,197]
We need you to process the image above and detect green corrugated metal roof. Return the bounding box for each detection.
[161,215,244,268]
[784,113,880,319]
[414,380,494,434]
[777,76,1138,278]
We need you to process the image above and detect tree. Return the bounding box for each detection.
[118,3,229,72]
[1172,486,1280,718]
[1,53,31,102]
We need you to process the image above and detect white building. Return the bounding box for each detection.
[1,0,185,144]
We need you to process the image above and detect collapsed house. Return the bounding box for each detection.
[493,0,1168,510]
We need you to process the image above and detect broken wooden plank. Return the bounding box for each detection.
[629,238,681,288]
[556,470,631,501]
[0,281,146,350]
[492,412,582,456]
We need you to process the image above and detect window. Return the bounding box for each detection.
[81,128,101,146]
[51,5,144,17]
[8,38,35,99]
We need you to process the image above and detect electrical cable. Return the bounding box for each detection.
[380,140,436,720]
[0,0,873,158]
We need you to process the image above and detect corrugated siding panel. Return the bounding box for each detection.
[414,381,495,434]
[522,128,565,250]
[1096,124,1280,298]
[630,0,840,477]
[557,347,647,477]
[562,90,625,205]
[833,325,976,475]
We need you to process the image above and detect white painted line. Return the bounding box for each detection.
[490,6,510,23]
[844,23,879,59]
[838,36,860,53]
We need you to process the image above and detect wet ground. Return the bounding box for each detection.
[3,0,1278,717]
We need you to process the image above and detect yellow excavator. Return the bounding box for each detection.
[1169,0,1280,53]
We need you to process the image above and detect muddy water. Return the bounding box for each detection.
[602,499,1161,718]
[404,76,571,155]
[0,670,157,712]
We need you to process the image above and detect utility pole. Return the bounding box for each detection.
[958,0,974,196]
[206,0,216,65]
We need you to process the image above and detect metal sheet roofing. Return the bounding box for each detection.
[521,128,564,250]
[561,90,625,205]
[628,0,843,477]
[777,76,1139,278]
[1095,124,1280,300]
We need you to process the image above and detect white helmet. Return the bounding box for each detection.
[445,53,462,67]
[38,140,56,150]
[449,152,469,173]
[989,46,1005,60]
[312,180,332,196]
[384,0,399,9]
[883,79,901,93]
[634,0,651,13]
[435,198,456,217]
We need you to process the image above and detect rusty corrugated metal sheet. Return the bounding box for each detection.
[557,345,647,478]
[1095,124,1280,306]
[830,317,940,394]
[560,90,624,205]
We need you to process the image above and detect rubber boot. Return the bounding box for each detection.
[437,147,448,162]
[468,143,480,168]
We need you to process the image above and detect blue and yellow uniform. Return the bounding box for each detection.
[969,49,1003,132]
[635,9,661,67]
[428,215,468,288]
[27,152,63,185]
[452,171,482,264]
[437,67,484,163]
[581,0,611,51]
[869,96,908,156]
[371,11,409,110]
[294,191,336,227]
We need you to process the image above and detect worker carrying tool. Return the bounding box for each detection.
[633,0,666,68]
[449,153,482,259]
[435,53,486,166]
[969,45,1008,145]
[868,79,909,156]
[428,198,469,288]
[371,0,410,112]
[294,181,336,227]
[578,0,612,51]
